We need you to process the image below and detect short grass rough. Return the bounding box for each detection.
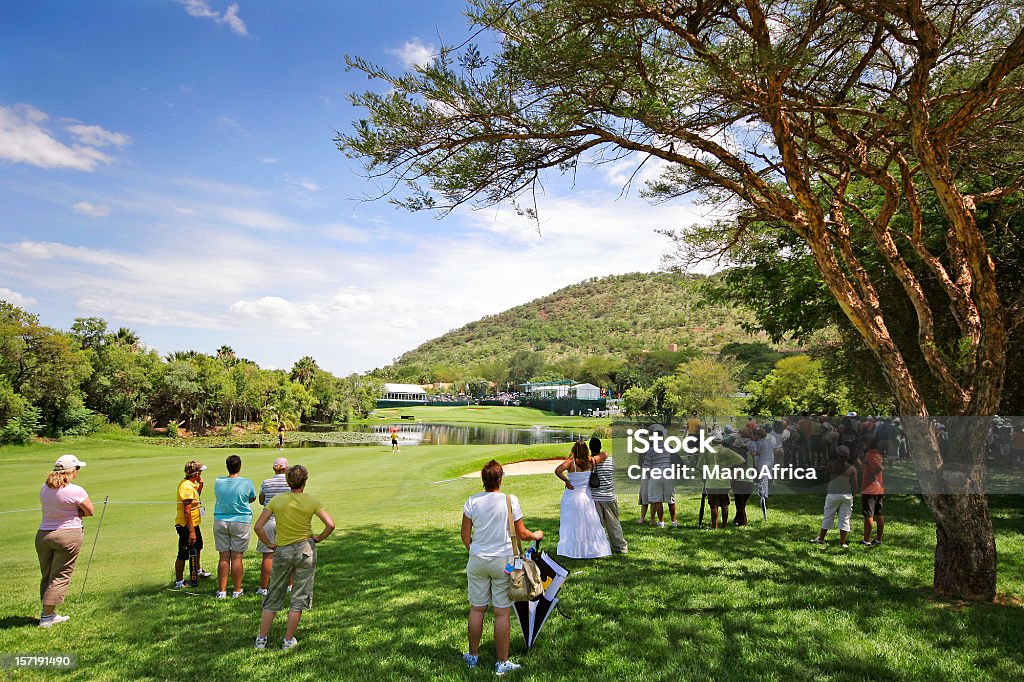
[1,437,1022,681]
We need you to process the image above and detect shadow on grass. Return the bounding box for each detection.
[0,615,38,629]
[63,497,1024,681]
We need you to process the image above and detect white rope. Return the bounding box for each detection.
[0,500,176,516]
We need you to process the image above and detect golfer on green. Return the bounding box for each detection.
[253,464,335,650]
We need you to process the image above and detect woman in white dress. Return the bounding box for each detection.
[554,440,612,559]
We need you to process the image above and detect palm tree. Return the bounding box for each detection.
[111,327,141,349]
[290,356,319,388]
[165,350,204,363]
[263,403,298,432]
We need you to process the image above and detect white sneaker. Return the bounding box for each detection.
[232,590,244,598]
[656,521,666,528]
[670,521,680,527]
[215,591,227,599]
[39,614,70,628]
[174,580,185,588]
[255,635,267,650]
[282,637,298,650]
[255,588,268,596]
[495,660,522,675]
[197,568,212,578]
[463,653,478,669]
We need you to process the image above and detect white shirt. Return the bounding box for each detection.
[463,491,522,558]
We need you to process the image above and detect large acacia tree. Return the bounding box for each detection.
[339,0,1024,600]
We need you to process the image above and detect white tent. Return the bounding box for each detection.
[382,383,427,401]
[571,383,601,400]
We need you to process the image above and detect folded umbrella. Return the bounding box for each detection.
[513,544,569,649]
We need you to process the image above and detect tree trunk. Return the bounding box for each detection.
[931,493,997,601]
[904,416,998,601]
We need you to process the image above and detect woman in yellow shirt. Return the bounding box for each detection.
[253,464,335,650]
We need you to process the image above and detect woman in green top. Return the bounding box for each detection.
[253,464,335,650]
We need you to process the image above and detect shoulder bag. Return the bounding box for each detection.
[589,456,601,489]
[506,494,544,601]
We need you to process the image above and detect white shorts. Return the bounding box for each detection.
[256,516,277,554]
[466,555,513,608]
[213,520,251,553]
[821,494,854,532]
[648,477,676,504]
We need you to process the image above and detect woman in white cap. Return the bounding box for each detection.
[36,454,93,627]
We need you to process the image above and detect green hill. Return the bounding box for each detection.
[395,272,769,370]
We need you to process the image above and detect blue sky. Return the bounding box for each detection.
[0,1,702,375]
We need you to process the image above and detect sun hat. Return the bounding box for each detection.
[184,460,207,477]
[53,454,86,471]
[273,456,289,471]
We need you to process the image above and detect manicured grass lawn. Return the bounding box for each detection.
[366,405,611,429]
[2,438,1022,681]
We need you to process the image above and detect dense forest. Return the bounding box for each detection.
[0,302,381,444]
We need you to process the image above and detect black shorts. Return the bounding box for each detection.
[175,524,203,560]
[708,492,730,507]
[862,494,884,518]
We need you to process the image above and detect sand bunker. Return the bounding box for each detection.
[461,458,564,478]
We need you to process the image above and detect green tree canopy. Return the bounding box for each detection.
[745,355,852,417]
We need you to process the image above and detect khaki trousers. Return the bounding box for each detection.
[36,528,83,606]
[594,500,627,553]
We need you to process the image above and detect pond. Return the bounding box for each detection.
[289,422,589,448]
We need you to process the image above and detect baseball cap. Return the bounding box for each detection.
[273,456,289,470]
[184,460,207,477]
[53,454,86,471]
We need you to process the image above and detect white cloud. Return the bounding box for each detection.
[0,288,37,307]
[258,157,281,165]
[179,1,249,36]
[75,292,221,328]
[221,3,247,35]
[388,38,436,68]
[72,201,112,218]
[66,124,131,148]
[216,207,297,231]
[284,175,321,193]
[323,223,371,244]
[0,104,128,171]
[229,288,374,330]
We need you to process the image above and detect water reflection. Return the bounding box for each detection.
[300,422,589,446]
